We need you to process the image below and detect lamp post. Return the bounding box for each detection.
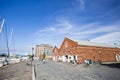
[32,47,34,60]
[31,47,34,66]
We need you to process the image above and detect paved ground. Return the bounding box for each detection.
[34,60,120,80]
[0,61,32,80]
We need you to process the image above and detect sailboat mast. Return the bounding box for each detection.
[4,19,10,58]
[9,28,16,55]
[0,19,5,53]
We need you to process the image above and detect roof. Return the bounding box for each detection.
[53,46,59,51]
[75,40,120,48]
[36,44,53,48]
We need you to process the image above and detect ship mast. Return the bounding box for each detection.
[9,28,16,55]
[0,19,10,58]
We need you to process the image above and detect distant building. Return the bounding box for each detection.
[52,46,59,61]
[53,37,120,64]
[35,44,53,58]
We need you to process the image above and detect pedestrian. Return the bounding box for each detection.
[84,59,90,67]
[43,59,45,64]
[73,59,77,64]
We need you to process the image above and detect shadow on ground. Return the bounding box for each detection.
[102,63,120,69]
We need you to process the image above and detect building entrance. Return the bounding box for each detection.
[116,54,120,62]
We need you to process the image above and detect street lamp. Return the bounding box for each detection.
[32,47,34,60]
[31,47,34,66]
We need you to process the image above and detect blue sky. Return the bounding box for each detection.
[0,0,120,55]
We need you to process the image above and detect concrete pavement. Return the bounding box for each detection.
[0,61,32,80]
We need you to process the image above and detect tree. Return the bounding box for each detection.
[28,54,34,59]
[42,52,46,60]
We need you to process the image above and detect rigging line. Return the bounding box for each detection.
[9,28,13,48]
[0,19,5,34]
[0,19,6,53]
[1,30,6,51]
[10,28,16,54]
[12,33,16,54]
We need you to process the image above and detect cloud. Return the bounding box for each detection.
[39,27,56,32]
[65,22,120,40]
[34,20,73,46]
[35,20,73,36]
[91,32,120,47]
[77,0,85,10]
[73,25,120,36]
[34,19,120,46]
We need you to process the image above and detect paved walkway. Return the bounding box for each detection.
[0,61,32,80]
[34,60,120,80]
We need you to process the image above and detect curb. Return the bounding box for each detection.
[32,65,36,80]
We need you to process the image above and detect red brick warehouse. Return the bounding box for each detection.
[53,37,120,64]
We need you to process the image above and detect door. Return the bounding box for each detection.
[73,55,77,62]
[116,54,120,62]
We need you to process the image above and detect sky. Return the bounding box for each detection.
[0,0,120,55]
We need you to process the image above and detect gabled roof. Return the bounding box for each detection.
[76,40,119,48]
[58,37,119,51]
[53,46,59,52]
[59,37,77,51]
[36,44,53,48]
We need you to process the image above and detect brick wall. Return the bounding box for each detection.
[53,38,120,63]
[53,46,59,56]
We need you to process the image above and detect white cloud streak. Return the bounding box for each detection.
[36,20,73,36]
[35,19,120,46]
[77,0,85,10]
[91,32,120,47]
[72,25,120,36]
